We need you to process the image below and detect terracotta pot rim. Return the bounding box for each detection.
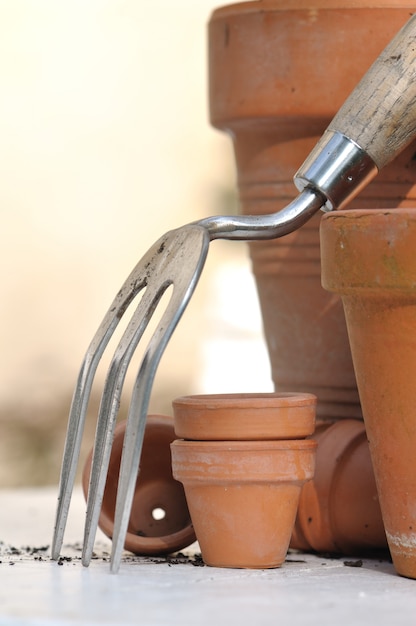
[296,420,367,553]
[83,415,197,556]
[171,439,316,484]
[312,420,366,491]
[320,207,416,235]
[110,413,173,437]
[97,513,195,556]
[173,392,317,409]
[173,392,316,440]
[171,440,317,480]
[323,207,416,218]
[210,2,415,19]
[321,208,416,294]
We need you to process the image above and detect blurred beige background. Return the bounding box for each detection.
[0,0,272,486]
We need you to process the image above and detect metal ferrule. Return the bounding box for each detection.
[294,130,378,211]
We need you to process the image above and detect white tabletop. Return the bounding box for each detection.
[1,487,416,626]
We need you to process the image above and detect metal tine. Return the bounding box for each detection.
[51,232,177,561]
[108,227,210,573]
[81,279,174,566]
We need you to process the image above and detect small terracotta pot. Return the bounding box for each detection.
[171,439,316,569]
[290,420,387,555]
[82,415,196,555]
[173,392,316,440]
[171,392,317,568]
[208,1,416,423]
[320,209,416,578]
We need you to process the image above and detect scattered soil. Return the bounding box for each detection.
[0,542,50,566]
[343,559,363,568]
[0,541,392,571]
[0,541,205,567]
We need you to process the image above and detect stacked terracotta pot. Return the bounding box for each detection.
[290,419,387,554]
[171,393,317,568]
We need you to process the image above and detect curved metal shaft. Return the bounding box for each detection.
[196,187,326,241]
[196,132,377,241]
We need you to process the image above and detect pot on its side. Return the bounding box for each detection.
[291,420,387,554]
[82,415,196,556]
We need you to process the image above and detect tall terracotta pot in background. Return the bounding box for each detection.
[208,0,416,422]
[320,209,416,579]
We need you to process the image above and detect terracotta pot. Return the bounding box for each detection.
[290,419,387,554]
[82,415,196,556]
[320,208,416,579]
[208,0,416,423]
[171,392,317,568]
[171,439,316,569]
[172,391,316,440]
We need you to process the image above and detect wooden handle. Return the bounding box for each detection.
[328,14,416,170]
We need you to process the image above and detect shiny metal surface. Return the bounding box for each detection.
[51,182,331,573]
[52,225,210,571]
[198,187,325,240]
[294,130,378,211]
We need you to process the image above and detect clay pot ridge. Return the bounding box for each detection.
[213,1,416,17]
[172,439,317,482]
[320,210,416,293]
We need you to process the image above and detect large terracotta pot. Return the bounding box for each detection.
[208,0,416,422]
[171,392,317,568]
[320,208,416,579]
